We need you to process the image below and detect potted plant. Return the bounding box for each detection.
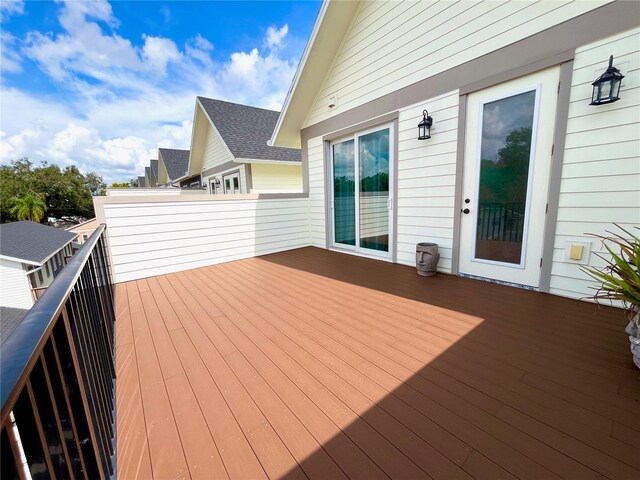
[582,224,640,369]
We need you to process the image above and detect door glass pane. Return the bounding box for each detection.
[476,90,536,264]
[225,179,231,193]
[233,176,240,192]
[333,140,355,246]
[359,128,389,252]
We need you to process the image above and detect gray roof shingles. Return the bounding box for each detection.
[0,221,77,265]
[197,97,301,163]
[0,306,29,344]
[150,159,159,184]
[138,176,146,187]
[158,148,190,181]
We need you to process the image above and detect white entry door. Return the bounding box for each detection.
[459,66,560,288]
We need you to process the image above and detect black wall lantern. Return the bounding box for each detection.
[418,109,433,140]
[590,55,624,106]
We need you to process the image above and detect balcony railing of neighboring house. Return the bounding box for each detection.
[1,224,116,480]
[30,286,47,302]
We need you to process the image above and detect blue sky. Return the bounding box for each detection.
[0,0,320,183]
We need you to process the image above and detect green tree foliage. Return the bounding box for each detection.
[110,178,139,188]
[479,127,532,205]
[9,194,47,223]
[0,158,107,223]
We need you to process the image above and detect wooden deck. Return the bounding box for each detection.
[115,247,640,480]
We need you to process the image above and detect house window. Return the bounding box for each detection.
[37,269,43,285]
[44,262,50,278]
[223,172,241,194]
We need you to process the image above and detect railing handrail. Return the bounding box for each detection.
[0,223,107,419]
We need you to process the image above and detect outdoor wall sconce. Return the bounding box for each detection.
[590,55,624,105]
[213,177,221,187]
[418,110,433,140]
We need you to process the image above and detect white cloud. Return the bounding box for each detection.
[265,24,288,50]
[0,0,24,22]
[0,1,301,183]
[1,33,22,73]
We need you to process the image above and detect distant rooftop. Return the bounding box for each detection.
[138,176,146,187]
[0,306,29,344]
[0,221,77,265]
[158,148,190,181]
[197,97,301,163]
[150,160,159,184]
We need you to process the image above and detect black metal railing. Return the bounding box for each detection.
[1,224,115,480]
[476,202,526,243]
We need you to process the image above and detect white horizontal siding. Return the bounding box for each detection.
[549,28,640,300]
[303,0,609,128]
[0,259,33,309]
[103,197,311,282]
[202,121,234,171]
[396,91,459,273]
[250,164,303,193]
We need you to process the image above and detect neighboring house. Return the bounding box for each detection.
[144,165,157,188]
[150,159,159,187]
[66,217,97,244]
[138,175,146,187]
[186,97,302,194]
[266,0,640,298]
[157,148,191,186]
[0,221,77,308]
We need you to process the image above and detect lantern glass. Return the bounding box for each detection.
[417,110,432,140]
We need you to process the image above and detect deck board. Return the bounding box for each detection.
[116,247,640,479]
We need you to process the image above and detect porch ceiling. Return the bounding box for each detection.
[115,247,639,479]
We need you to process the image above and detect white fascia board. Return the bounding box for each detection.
[269,0,330,148]
[234,158,302,165]
[0,255,40,267]
[185,98,202,177]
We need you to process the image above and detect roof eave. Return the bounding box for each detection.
[234,158,302,165]
[269,0,360,149]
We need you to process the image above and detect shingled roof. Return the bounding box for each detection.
[138,176,146,187]
[158,148,190,181]
[150,159,159,184]
[0,307,29,345]
[0,221,77,265]
[197,97,301,163]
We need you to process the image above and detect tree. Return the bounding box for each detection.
[110,178,139,188]
[9,194,47,223]
[0,158,107,223]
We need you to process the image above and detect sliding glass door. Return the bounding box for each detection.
[331,124,393,258]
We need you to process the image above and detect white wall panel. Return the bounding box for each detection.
[550,28,640,299]
[0,259,33,309]
[101,197,311,282]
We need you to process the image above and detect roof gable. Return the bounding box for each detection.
[197,97,301,163]
[270,0,360,148]
[158,148,190,181]
[0,221,77,265]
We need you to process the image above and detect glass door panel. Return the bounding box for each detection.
[475,90,536,265]
[358,128,390,252]
[333,140,356,246]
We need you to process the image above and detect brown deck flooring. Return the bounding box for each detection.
[115,247,640,480]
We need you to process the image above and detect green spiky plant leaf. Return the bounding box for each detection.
[582,224,640,329]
